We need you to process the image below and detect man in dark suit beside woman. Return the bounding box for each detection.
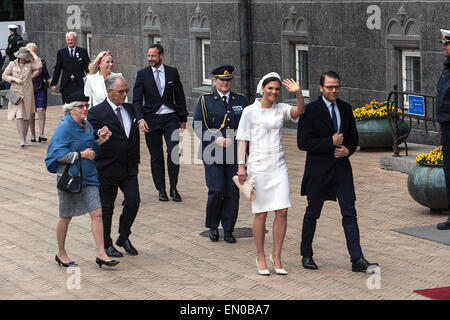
[51,31,90,104]
[87,74,141,258]
[297,71,378,273]
[133,44,188,202]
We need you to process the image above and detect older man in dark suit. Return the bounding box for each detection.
[133,44,188,202]
[51,31,90,103]
[297,71,378,273]
[87,74,141,258]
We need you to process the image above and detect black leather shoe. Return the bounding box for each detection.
[105,245,123,258]
[352,258,379,273]
[96,257,119,268]
[224,232,236,243]
[116,237,138,255]
[170,187,182,202]
[55,255,78,267]
[159,190,169,201]
[209,228,219,242]
[437,217,450,230]
[302,256,318,270]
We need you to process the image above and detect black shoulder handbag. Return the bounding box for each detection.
[57,152,83,193]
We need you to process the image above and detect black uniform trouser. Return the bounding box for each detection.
[144,113,180,191]
[61,81,83,104]
[204,163,239,232]
[300,179,363,262]
[99,172,140,247]
[442,124,450,210]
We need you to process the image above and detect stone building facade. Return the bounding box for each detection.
[24,0,450,144]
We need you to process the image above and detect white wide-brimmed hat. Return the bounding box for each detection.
[14,47,32,60]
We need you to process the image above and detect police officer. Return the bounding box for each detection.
[193,65,248,243]
[5,25,23,62]
[437,29,450,230]
[4,25,23,90]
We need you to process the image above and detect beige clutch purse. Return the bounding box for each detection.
[232,175,256,201]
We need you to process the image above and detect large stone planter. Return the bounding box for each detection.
[356,118,409,149]
[407,164,448,212]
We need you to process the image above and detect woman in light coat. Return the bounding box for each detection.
[2,46,42,147]
[84,51,126,107]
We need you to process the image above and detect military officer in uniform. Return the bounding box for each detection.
[193,65,248,243]
[4,24,24,90]
[5,25,23,62]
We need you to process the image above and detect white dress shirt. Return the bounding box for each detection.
[107,97,132,138]
[217,90,231,104]
[152,65,175,114]
[322,96,341,131]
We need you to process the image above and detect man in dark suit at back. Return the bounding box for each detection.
[133,44,188,202]
[297,71,378,273]
[51,31,90,104]
[87,74,141,258]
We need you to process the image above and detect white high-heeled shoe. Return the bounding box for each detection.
[256,258,270,276]
[269,255,288,275]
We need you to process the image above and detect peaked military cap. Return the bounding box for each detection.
[211,65,234,80]
[440,29,450,44]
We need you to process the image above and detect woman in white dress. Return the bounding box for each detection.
[84,51,127,107]
[236,72,305,275]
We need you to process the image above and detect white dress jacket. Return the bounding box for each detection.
[84,71,127,107]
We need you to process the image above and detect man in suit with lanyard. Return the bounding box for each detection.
[87,74,141,258]
[51,31,90,104]
[297,71,378,272]
[133,44,188,202]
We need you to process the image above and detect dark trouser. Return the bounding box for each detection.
[99,173,140,247]
[301,183,363,262]
[442,125,450,211]
[61,81,83,104]
[144,113,180,191]
[204,163,239,232]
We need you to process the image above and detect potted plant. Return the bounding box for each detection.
[408,146,448,213]
[353,100,410,149]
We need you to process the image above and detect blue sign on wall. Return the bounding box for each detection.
[408,95,425,116]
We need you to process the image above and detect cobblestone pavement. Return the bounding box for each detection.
[0,106,449,300]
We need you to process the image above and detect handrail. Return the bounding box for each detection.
[386,86,439,157]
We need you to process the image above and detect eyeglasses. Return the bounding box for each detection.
[114,88,129,95]
[323,86,341,91]
[73,103,89,109]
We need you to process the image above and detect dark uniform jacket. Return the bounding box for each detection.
[437,57,450,123]
[50,47,89,93]
[297,96,359,202]
[5,32,23,61]
[193,90,248,164]
[87,100,140,178]
[132,64,188,123]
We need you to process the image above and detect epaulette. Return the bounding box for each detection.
[233,92,246,97]
[196,91,214,103]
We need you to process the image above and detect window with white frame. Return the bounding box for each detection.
[402,50,421,93]
[401,49,421,108]
[153,36,161,44]
[295,44,309,97]
[201,39,212,85]
[86,33,92,58]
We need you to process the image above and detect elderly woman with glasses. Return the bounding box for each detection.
[84,50,127,107]
[45,92,119,269]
